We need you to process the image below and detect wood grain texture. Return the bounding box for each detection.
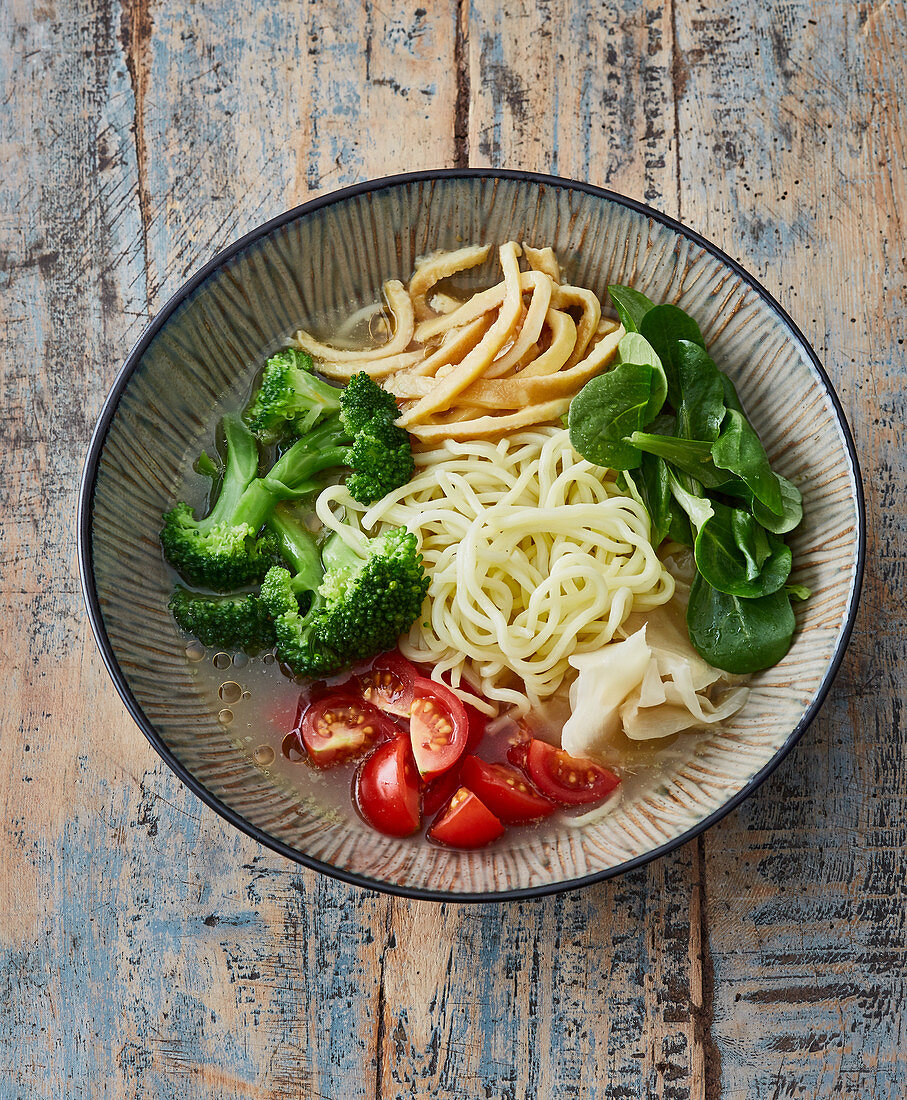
[674,3,907,1096]
[0,2,901,1099]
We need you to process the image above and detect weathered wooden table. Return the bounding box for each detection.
[2,2,903,1096]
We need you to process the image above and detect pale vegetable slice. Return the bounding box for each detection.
[560,619,749,757]
[561,626,652,759]
[620,683,749,740]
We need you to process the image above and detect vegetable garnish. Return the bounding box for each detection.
[300,695,390,768]
[162,369,425,663]
[355,736,422,838]
[459,757,556,824]
[519,740,621,807]
[358,652,417,718]
[427,787,505,849]
[569,284,805,675]
[408,677,469,781]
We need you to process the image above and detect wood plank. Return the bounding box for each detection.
[675,1,907,1095]
[464,0,680,213]
[374,852,702,1099]
[0,2,456,1098]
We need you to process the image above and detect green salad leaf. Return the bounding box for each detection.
[639,304,706,406]
[686,574,796,674]
[567,288,805,675]
[568,360,666,470]
[607,284,656,333]
[712,409,784,517]
[675,340,725,442]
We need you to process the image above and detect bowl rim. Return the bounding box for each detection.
[78,167,866,903]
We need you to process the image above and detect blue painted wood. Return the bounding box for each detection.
[1,0,903,1097]
[674,2,907,1095]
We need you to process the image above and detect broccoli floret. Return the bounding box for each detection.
[316,527,429,660]
[259,509,428,677]
[260,568,340,678]
[339,370,402,435]
[245,348,342,443]
[259,374,413,506]
[169,587,275,651]
[258,507,342,676]
[161,504,279,592]
[161,415,281,591]
[346,414,414,504]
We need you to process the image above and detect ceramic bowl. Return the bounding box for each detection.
[79,170,864,900]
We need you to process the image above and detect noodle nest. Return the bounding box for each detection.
[315,426,674,715]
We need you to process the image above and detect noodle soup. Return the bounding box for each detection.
[162,242,804,850]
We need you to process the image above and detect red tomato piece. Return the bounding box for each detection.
[409,677,469,781]
[421,765,464,818]
[428,787,505,849]
[464,702,489,754]
[354,737,421,837]
[524,739,620,806]
[358,652,417,717]
[460,756,556,823]
[301,695,389,768]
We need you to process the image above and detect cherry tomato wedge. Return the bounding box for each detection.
[358,652,417,717]
[460,756,556,823]
[409,677,469,781]
[428,787,504,849]
[421,765,464,818]
[354,737,421,837]
[522,739,620,806]
[301,695,389,768]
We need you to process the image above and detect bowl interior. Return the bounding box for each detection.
[84,174,862,897]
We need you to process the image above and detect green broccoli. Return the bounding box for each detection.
[259,510,429,677]
[345,414,415,503]
[169,587,275,651]
[162,371,417,657]
[316,525,430,660]
[160,408,340,591]
[257,372,413,505]
[335,370,402,434]
[245,348,343,443]
[160,415,281,591]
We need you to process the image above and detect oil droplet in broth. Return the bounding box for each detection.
[213,652,232,670]
[185,641,206,662]
[253,745,276,766]
[219,681,242,704]
[218,709,234,725]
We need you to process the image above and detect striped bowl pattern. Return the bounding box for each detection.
[81,172,863,899]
